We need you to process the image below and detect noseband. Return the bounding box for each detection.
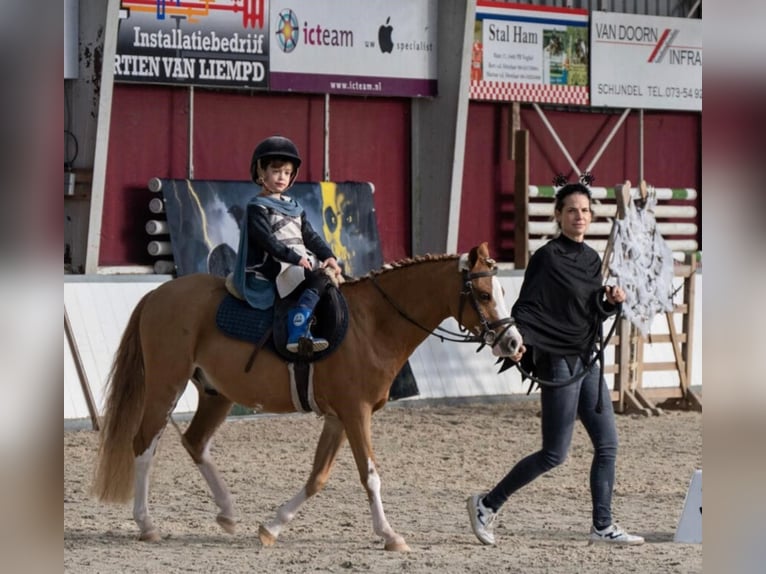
[458,268,516,352]
[369,265,516,351]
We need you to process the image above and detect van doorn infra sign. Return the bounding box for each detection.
[590,12,701,111]
[115,0,270,89]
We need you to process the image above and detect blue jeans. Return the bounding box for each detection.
[484,353,619,529]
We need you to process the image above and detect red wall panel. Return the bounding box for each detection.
[327,97,411,263]
[101,85,188,265]
[459,102,504,256]
[460,104,701,261]
[101,87,410,266]
[102,85,698,267]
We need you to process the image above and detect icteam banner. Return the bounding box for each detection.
[590,12,702,111]
[269,0,437,97]
[470,1,589,105]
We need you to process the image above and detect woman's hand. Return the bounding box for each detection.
[605,285,626,305]
[510,344,526,364]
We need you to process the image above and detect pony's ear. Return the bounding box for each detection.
[468,245,480,268]
[477,242,490,261]
[467,242,492,269]
[461,243,493,271]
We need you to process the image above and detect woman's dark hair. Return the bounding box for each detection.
[554,182,592,213]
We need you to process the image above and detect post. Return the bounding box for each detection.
[65,307,100,430]
[513,129,529,269]
[85,0,121,274]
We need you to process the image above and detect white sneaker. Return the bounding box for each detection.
[589,524,645,546]
[467,493,497,545]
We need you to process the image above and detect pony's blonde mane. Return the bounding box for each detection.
[344,253,460,285]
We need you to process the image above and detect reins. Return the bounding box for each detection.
[368,267,515,351]
[497,286,622,413]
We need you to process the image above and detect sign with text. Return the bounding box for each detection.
[115,0,270,88]
[269,0,437,97]
[470,1,589,105]
[590,12,702,111]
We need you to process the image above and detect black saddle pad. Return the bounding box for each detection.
[215,295,273,343]
[215,286,349,362]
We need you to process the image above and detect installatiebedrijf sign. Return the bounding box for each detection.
[115,0,270,88]
[590,12,702,111]
[114,0,437,97]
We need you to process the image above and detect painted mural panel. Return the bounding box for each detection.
[157,179,383,277]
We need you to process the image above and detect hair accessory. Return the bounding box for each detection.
[552,173,569,187]
[579,171,595,186]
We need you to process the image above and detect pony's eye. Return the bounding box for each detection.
[479,292,491,302]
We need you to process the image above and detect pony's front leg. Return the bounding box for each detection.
[363,457,411,551]
[259,415,347,546]
[346,412,410,552]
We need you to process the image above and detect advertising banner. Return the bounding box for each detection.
[269,0,437,97]
[114,0,437,97]
[470,1,589,105]
[115,0,270,88]
[590,12,702,111]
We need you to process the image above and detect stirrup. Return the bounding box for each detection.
[286,335,328,354]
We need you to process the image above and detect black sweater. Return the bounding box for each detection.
[512,234,616,358]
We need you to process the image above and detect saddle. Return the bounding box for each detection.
[216,275,349,363]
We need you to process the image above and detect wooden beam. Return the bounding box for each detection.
[65,307,100,430]
[514,129,530,269]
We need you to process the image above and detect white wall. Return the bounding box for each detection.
[64,273,702,421]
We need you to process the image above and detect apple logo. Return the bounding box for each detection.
[378,17,393,53]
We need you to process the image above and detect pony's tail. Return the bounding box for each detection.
[92,291,152,503]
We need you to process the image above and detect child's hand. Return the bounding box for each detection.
[321,258,342,277]
[298,257,312,270]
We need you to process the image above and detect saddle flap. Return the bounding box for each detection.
[216,286,349,363]
[272,286,349,362]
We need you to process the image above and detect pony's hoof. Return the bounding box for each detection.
[139,529,161,542]
[384,539,411,552]
[216,515,236,534]
[258,524,277,546]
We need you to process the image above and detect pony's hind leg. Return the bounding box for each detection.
[132,366,192,541]
[259,414,347,546]
[132,394,181,541]
[133,431,164,541]
[180,382,236,534]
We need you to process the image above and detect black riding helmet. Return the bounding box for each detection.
[250,136,302,185]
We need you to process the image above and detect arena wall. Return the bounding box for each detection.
[65,272,702,421]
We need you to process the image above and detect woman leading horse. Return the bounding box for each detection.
[92,242,523,551]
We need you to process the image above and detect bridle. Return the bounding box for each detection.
[369,264,517,353]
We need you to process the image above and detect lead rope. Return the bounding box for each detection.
[501,288,621,414]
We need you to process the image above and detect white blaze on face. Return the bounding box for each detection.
[491,276,511,318]
[490,276,523,356]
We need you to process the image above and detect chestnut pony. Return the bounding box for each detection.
[93,242,522,551]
